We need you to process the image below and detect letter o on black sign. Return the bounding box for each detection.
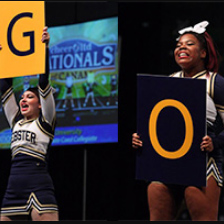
[149,99,194,159]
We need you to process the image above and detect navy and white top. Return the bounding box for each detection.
[1,52,56,162]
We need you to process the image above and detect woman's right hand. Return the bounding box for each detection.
[41,26,50,47]
[132,133,142,149]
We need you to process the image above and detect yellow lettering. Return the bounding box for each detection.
[149,99,193,159]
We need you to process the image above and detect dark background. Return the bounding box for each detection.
[118,1,224,221]
[1,1,224,221]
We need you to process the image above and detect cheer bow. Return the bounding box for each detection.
[178,21,209,35]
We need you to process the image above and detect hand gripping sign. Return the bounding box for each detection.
[136,74,207,186]
[0,1,45,78]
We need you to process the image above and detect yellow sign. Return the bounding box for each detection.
[149,99,194,159]
[0,1,45,78]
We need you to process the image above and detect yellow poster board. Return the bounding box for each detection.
[0,1,45,78]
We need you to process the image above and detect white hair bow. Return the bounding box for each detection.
[176,21,209,40]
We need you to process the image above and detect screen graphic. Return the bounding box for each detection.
[0,17,118,148]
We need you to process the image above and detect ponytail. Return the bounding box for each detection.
[204,32,220,72]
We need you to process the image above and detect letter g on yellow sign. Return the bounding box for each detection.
[0,1,45,78]
[149,99,194,159]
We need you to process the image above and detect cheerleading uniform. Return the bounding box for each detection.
[170,70,224,187]
[0,50,58,216]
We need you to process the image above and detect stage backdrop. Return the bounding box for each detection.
[136,74,207,186]
[0,16,118,148]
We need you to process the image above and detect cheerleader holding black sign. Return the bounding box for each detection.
[132,21,224,221]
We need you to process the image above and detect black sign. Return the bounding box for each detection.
[136,74,207,186]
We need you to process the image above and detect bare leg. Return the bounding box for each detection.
[185,177,220,221]
[31,209,59,221]
[147,182,177,220]
[0,216,12,221]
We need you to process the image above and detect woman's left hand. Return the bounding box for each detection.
[200,135,214,152]
[41,26,50,46]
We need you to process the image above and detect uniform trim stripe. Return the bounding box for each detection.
[36,119,54,140]
[18,119,36,126]
[38,84,52,99]
[1,192,58,216]
[12,146,46,161]
[12,151,45,161]
[12,145,45,156]
[216,104,224,111]
[1,87,13,104]
[192,70,207,79]
[210,72,217,99]
[207,157,223,187]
